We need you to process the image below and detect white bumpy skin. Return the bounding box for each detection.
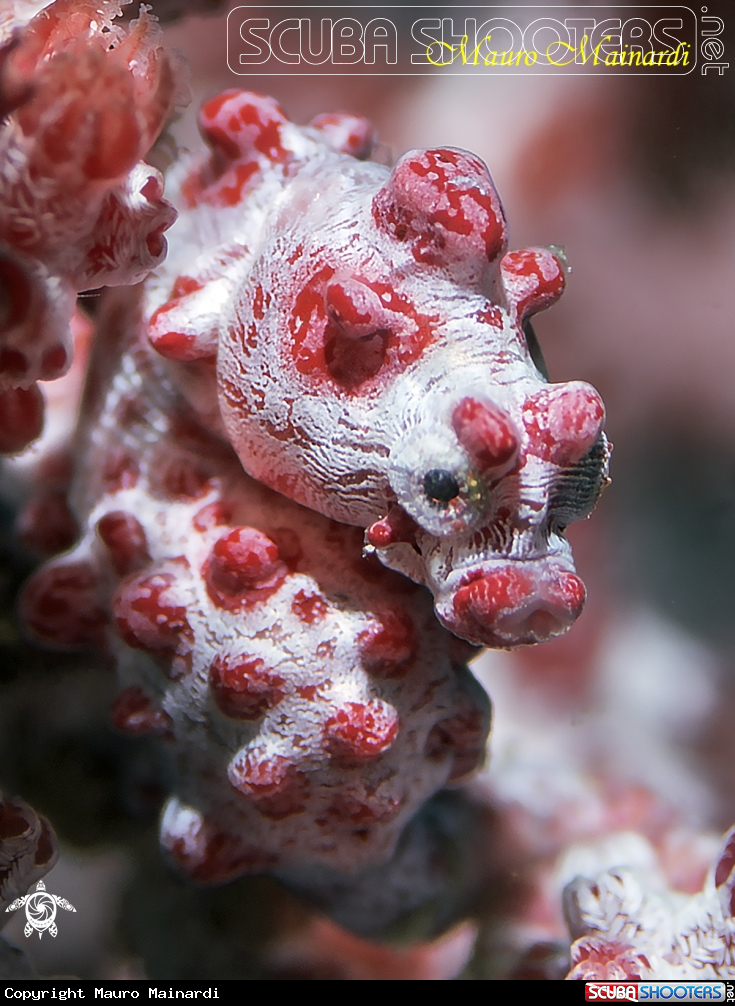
[21,291,490,882]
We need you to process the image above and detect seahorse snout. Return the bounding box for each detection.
[444,562,586,648]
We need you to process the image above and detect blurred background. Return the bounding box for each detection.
[1,0,735,979]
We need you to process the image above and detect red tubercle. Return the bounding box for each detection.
[200,91,288,161]
[358,609,417,677]
[209,652,286,720]
[501,248,565,320]
[366,505,419,549]
[325,700,399,762]
[204,526,287,610]
[96,510,151,576]
[110,686,172,737]
[113,568,193,677]
[148,329,198,362]
[373,148,506,271]
[228,752,310,819]
[0,384,44,454]
[20,559,108,648]
[452,397,518,472]
[523,383,605,467]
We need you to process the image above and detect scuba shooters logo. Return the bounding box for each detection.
[4,878,76,939]
[227,5,700,75]
[585,985,733,1002]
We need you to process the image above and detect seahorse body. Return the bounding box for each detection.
[145,91,610,649]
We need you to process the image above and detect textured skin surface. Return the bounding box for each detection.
[146,90,610,649]
[21,292,490,879]
[565,827,735,979]
[0,0,177,450]
[4,1,607,890]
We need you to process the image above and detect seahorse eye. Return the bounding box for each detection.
[423,469,460,504]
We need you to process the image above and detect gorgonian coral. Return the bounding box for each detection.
[2,0,611,933]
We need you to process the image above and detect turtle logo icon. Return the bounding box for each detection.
[4,878,76,938]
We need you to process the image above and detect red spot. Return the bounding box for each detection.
[524,383,605,466]
[171,276,204,299]
[228,753,309,819]
[113,569,193,677]
[204,527,287,610]
[0,384,43,454]
[111,686,172,737]
[289,264,335,376]
[210,652,285,719]
[101,449,139,491]
[16,491,78,557]
[97,511,151,576]
[476,305,504,328]
[358,610,416,677]
[501,248,565,319]
[452,397,518,471]
[325,700,399,761]
[214,160,260,207]
[192,501,232,532]
[252,283,270,321]
[291,590,327,624]
[21,560,108,648]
